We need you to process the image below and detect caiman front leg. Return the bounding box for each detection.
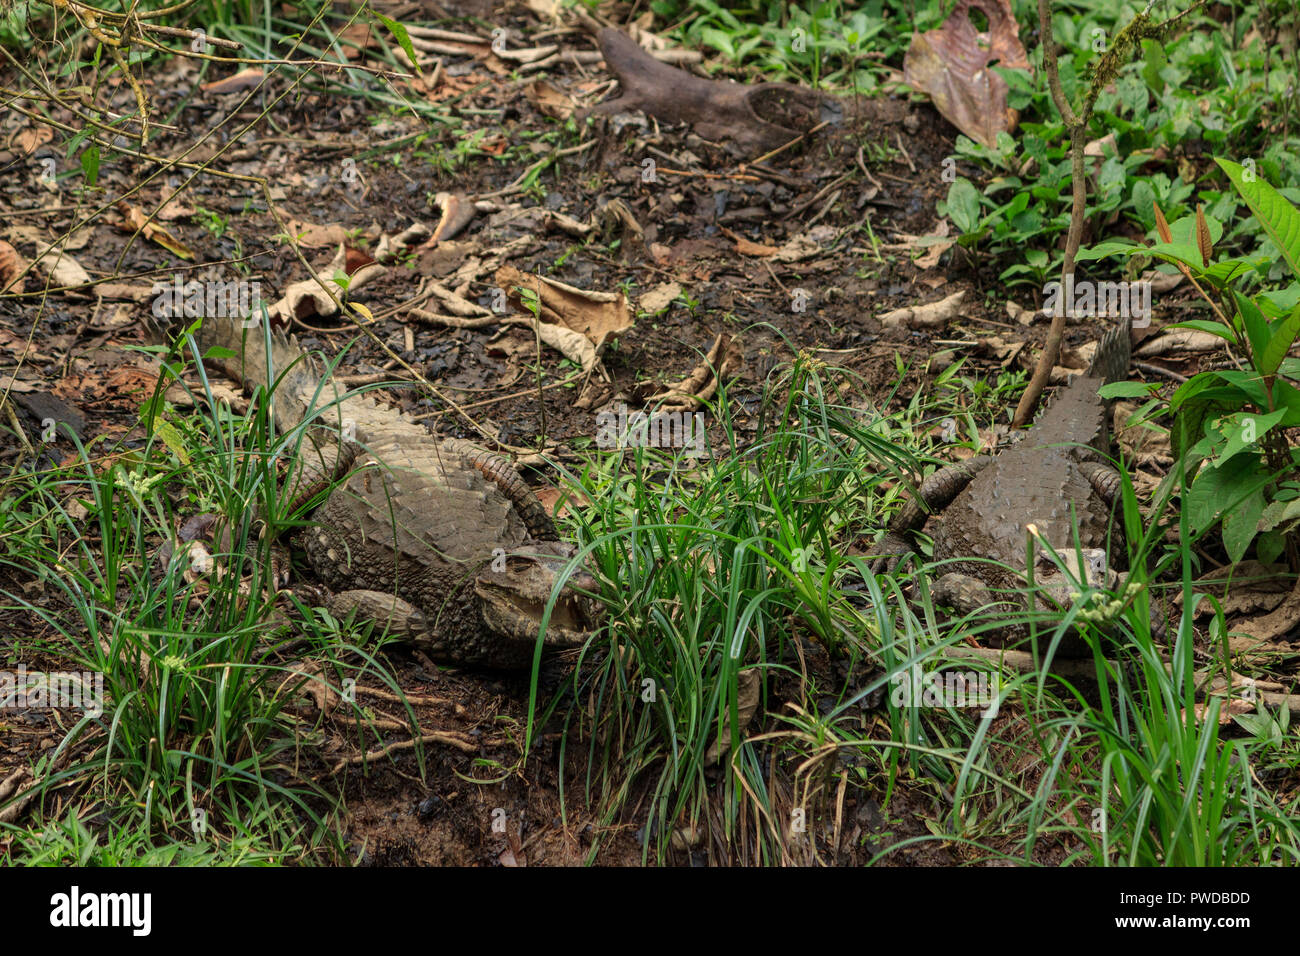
[324,588,520,667]
[327,589,430,645]
[872,455,994,571]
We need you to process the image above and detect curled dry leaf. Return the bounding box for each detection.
[646,332,743,412]
[902,0,1031,148]
[1226,576,1300,646]
[597,199,646,258]
[265,245,385,326]
[1135,329,1224,356]
[12,125,53,155]
[880,220,954,269]
[1006,300,1034,325]
[525,78,574,119]
[1190,696,1255,726]
[0,239,27,293]
[118,202,196,260]
[879,289,966,330]
[283,217,352,249]
[705,669,761,765]
[722,227,778,257]
[33,241,91,289]
[638,281,682,315]
[281,660,339,716]
[201,68,265,95]
[494,265,632,372]
[772,225,839,264]
[156,191,195,222]
[426,280,491,317]
[428,191,477,245]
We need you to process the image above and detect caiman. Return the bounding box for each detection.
[878,316,1140,654]
[191,314,601,668]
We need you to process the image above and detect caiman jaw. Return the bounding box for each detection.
[473,542,603,647]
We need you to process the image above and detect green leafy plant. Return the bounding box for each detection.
[1083,159,1300,567]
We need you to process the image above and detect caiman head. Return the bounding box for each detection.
[473,540,603,650]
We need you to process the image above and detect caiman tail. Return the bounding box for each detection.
[188,313,561,541]
[1085,314,1133,385]
[195,314,332,435]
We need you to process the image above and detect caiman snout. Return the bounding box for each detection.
[473,540,605,645]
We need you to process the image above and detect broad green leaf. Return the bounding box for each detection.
[1258,496,1300,534]
[942,179,982,235]
[1098,381,1158,399]
[1202,256,1264,287]
[1141,38,1167,94]
[1235,290,1272,368]
[373,13,420,75]
[1168,374,1248,413]
[1168,374,1254,460]
[1262,303,1300,376]
[1146,238,1205,270]
[1074,239,1142,261]
[80,144,99,187]
[1258,284,1300,318]
[1271,378,1300,425]
[1216,157,1300,278]
[152,419,191,465]
[1212,407,1287,470]
[65,126,92,157]
[1167,211,1225,247]
[1223,486,1268,564]
[1186,451,1269,561]
[1167,319,1237,343]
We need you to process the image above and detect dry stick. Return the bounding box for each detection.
[531,275,547,450]
[411,372,582,421]
[1014,0,1185,426]
[656,168,762,183]
[137,24,244,50]
[330,731,478,773]
[352,685,457,708]
[1013,0,1085,429]
[1133,360,1188,384]
[744,120,831,169]
[474,139,596,201]
[855,145,884,190]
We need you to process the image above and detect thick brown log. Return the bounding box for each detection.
[583,28,836,155]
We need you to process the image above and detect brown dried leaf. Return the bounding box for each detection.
[428,192,476,245]
[494,266,632,370]
[1195,204,1213,266]
[902,0,1030,148]
[524,79,574,120]
[1190,697,1254,725]
[118,202,195,260]
[1153,201,1173,243]
[705,669,761,765]
[283,218,351,249]
[201,68,265,95]
[0,239,27,293]
[11,125,53,156]
[33,241,91,288]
